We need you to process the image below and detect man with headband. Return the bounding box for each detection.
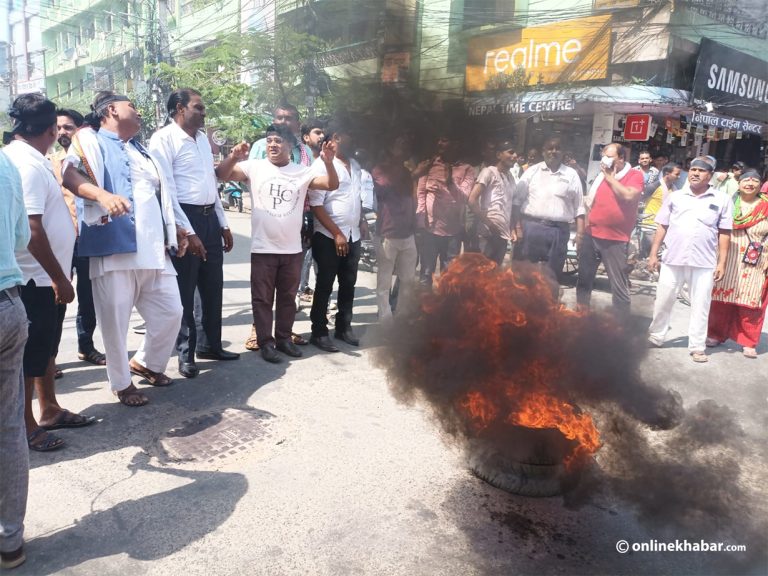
[647,156,733,362]
[62,91,186,406]
[3,93,95,452]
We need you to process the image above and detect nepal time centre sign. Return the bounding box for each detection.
[466,15,611,92]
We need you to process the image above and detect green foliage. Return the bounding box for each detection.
[151,28,329,142]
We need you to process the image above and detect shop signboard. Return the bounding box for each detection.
[692,38,768,117]
[685,111,765,136]
[465,15,611,92]
[466,98,576,116]
[622,114,652,141]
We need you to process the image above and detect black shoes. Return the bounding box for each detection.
[196,348,240,361]
[276,339,303,358]
[261,344,282,363]
[334,329,360,346]
[310,335,340,353]
[178,361,199,378]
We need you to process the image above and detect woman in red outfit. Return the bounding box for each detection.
[707,170,768,358]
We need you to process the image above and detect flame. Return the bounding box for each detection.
[429,254,602,464]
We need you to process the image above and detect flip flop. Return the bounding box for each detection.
[245,325,260,351]
[129,361,172,386]
[743,347,758,359]
[690,351,708,363]
[27,427,65,452]
[291,332,308,346]
[115,384,149,407]
[54,368,63,379]
[78,349,107,365]
[39,409,97,430]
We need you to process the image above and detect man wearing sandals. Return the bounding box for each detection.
[62,91,186,406]
[647,157,733,363]
[3,94,96,452]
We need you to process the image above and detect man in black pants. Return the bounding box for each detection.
[149,88,239,378]
[308,122,365,352]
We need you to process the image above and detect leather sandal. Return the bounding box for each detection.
[115,384,149,407]
[129,361,172,386]
[245,324,260,351]
[27,427,65,452]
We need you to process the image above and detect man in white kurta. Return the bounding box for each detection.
[63,92,184,406]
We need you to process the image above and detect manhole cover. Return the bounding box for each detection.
[158,407,277,465]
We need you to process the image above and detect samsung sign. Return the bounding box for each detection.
[693,38,768,115]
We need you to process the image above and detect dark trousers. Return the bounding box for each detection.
[419,232,461,288]
[576,233,631,319]
[521,219,570,282]
[480,234,508,266]
[250,252,303,346]
[174,205,224,363]
[310,233,361,336]
[72,242,97,354]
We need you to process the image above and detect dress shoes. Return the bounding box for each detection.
[276,339,303,358]
[196,348,240,361]
[310,335,340,353]
[334,329,360,346]
[178,361,199,378]
[261,344,283,363]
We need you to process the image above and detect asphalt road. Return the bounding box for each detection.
[15,209,767,576]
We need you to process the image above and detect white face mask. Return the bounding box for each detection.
[601,155,614,169]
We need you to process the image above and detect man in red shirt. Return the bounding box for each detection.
[576,143,644,320]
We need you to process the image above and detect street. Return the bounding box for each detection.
[17,209,768,576]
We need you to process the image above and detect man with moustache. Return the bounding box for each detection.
[215,125,338,362]
[149,88,239,379]
[51,108,106,368]
[647,157,733,362]
[63,90,186,406]
[513,137,584,283]
[297,118,326,301]
[4,93,92,451]
[576,143,644,319]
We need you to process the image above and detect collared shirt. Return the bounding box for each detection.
[514,161,583,223]
[372,162,415,239]
[5,140,76,288]
[655,185,733,269]
[360,168,375,212]
[475,166,516,239]
[148,122,227,231]
[586,167,644,242]
[416,158,475,237]
[0,151,30,291]
[48,147,79,233]
[309,157,362,242]
[248,137,313,167]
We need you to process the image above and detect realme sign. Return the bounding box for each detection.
[466,16,611,92]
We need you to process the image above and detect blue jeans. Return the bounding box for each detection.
[0,287,29,553]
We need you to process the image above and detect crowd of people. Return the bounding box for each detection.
[1,88,767,569]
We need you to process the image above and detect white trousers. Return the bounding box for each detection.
[92,269,183,392]
[648,264,714,353]
[375,235,418,321]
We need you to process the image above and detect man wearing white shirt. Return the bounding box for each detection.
[63,91,186,407]
[215,125,339,363]
[309,122,366,352]
[149,89,239,379]
[4,94,94,451]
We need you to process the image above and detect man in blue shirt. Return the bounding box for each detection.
[0,150,31,570]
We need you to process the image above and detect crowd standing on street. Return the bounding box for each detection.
[1,87,767,570]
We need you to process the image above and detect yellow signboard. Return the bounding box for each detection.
[466,15,612,92]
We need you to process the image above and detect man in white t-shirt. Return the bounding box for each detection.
[4,93,94,452]
[216,125,339,363]
[468,139,518,265]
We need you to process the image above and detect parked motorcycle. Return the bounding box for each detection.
[222,181,244,212]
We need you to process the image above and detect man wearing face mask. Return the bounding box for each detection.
[576,143,644,319]
[149,88,239,379]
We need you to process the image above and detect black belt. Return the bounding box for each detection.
[180,203,216,216]
[0,285,20,302]
[523,216,569,228]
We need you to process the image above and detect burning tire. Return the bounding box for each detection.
[466,426,585,497]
